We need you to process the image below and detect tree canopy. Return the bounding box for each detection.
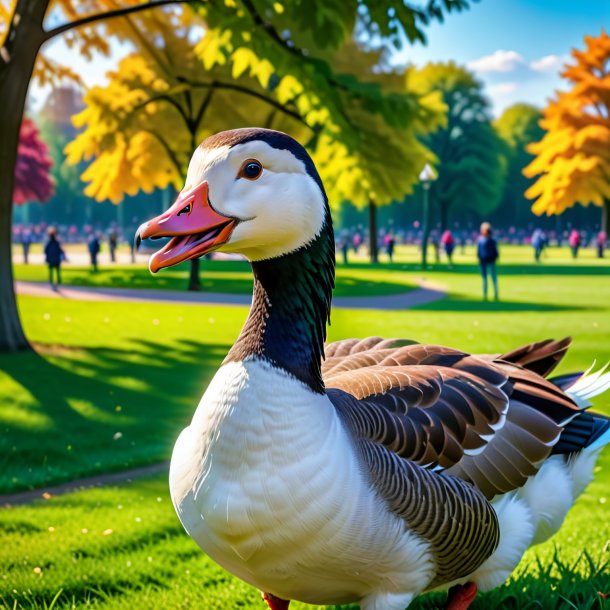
[493,103,543,227]
[524,30,610,233]
[409,61,506,229]
[65,7,447,209]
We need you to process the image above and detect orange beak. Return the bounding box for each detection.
[135,181,236,273]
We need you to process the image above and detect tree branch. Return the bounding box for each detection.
[42,0,202,42]
[143,128,186,180]
[193,88,215,131]
[182,77,313,130]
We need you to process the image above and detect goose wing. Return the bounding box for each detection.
[324,339,581,499]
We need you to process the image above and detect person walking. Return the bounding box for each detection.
[440,229,455,267]
[597,230,606,258]
[88,232,101,272]
[385,232,395,262]
[568,228,581,259]
[21,228,32,264]
[477,222,499,301]
[531,228,544,262]
[44,227,64,291]
[352,231,362,254]
[338,230,350,264]
[108,230,118,263]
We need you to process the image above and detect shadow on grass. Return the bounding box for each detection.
[17,261,416,297]
[414,297,593,313]
[0,338,230,493]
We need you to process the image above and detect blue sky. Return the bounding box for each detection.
[30,0,610,116]
[394,0,610,114]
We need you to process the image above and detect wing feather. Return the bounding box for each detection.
[324,338,582,499]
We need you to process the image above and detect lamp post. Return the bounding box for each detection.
[419,163,436,269]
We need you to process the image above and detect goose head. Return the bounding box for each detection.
[136,128,330,271]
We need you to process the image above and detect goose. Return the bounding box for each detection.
[136,128,610,610]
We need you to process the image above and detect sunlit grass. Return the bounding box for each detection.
[1,461,609,609]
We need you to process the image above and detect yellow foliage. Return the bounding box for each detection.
[525,30,610,215]
[231,47,274,87]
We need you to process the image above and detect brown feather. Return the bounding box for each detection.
[323,337,581,500]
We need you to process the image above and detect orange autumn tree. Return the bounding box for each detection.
[524,30,610,234]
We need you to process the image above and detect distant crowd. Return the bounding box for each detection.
[336,223,608,264]
[11,220,608,299]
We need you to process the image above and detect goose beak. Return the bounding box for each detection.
[135,181,236,273]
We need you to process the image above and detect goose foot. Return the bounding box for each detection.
[445,582,477,610]
[262,592,290,610]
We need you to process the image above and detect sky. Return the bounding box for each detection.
[29,0,610,117]
[394,0,610,115]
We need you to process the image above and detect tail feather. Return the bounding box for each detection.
[586,415,610,452]
[551,412,610,455]
[549,372,583,391]
[500,337,572,378]
[564,362,610,407]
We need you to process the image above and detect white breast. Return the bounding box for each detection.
[169,359,433,605]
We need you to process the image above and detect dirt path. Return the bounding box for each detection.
[15,279,446,310]
[1,462,169,507]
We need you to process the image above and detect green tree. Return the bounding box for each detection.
[410,62,506,235]
[0,0,472,351]
[493,103,544,227]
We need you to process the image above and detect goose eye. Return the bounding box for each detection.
[239,160,263,181]
[177,203,191,216]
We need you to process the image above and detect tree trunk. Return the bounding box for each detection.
[188,258,201,291]
[368,201,378,264]
[0,0,50,352]
[603,200,610,236]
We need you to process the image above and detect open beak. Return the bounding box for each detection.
[135,181,235,273]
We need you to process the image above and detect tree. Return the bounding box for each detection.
[493,103,544,227]
[310,46,444,262]
[410,62,506,236]
[0,0,473,352]
[524,30,610,235]
[0,0,199,352]
[14,117,54,205]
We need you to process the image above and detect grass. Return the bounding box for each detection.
[1,467,608,610]
[2,244,610,608]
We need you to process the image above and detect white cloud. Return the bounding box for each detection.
[530,54,566,73]
[467,50,525,73]
[488,82,519,96]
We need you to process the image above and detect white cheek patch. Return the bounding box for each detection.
[184,139,327,261]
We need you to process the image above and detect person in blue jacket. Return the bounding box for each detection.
[477,222,499,301]
[44,227,65,290]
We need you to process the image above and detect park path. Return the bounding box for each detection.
[3,278,447,507]
[1,463,169,507]
[15,279,447,310]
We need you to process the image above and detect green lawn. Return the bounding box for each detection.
[2,466,609,610]
[2,245,610,609]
